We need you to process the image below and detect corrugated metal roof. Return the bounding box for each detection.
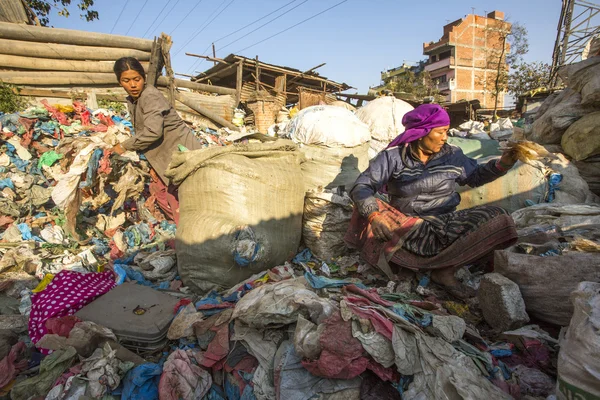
[0,0,29,24]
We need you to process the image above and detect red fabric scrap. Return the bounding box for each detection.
[173,299,192,314]
[344,296,395,340]
[45,315,81,338]
[40,100,68,125]
[0,342,27,388]
[19,130,33,149]
[0,216,14,230]
[53,364,83,388]
[73,101,91,126]
[98,150,113,174]
[200,323,229,369]
[367,359,398,382]
[18,117,36,134]
[224,355,258,374]
[344,199,420,266]
[301,313,369,379]
[345,284,395,307]
[96,113,114,127]
[109,239,124,260]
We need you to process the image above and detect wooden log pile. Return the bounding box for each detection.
[0,21,238,130]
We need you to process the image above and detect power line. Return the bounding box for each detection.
[184,1,306,76]
[141,0,175,38]
[218,0,309,51]
[110,0,130,34]
[145,0,182,38]
[169,0,206,35]
[174,0,236,57]
[213,0,297,44]
[235,0,348,54]
[125,0,150,36]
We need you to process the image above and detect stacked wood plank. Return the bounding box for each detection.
[0,22,238,130]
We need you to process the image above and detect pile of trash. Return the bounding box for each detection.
[525,56,600,197]
[0,242,565,400]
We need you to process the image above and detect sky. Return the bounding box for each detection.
[46,0,563,93]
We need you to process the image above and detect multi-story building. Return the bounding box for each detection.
[369,61,426,95]
[423,10,511,108]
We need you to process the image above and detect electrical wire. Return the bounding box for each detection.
[212,0,297,44]
[185,0,308,75]
[218,0,308,51]
[141,0,175,38]
[110,0,130,34]
[235,0,348,53]
[145,0,182,38]
[174,0,236,57]
[169,0,206,35]
[125,0,150,36]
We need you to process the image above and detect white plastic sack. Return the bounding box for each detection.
[355,96,414,142]
[458,120,486,135]
[285,105,370,148]
[556,282,600,400]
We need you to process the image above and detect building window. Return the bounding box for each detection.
[439,50,452,60]
[435,75,447,84]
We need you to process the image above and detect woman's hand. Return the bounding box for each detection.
[499,148,518,169]
[370,213,393,242]
[112,143,126,156]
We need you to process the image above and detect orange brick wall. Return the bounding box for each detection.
[426,12,510,108]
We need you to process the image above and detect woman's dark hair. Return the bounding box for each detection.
[113,57,146,80]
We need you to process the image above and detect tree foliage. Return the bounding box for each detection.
[507,61,551,98]
[481,22,529,120]
[26,0,99,26]
[0,82,31,113]
[384,70,445,103]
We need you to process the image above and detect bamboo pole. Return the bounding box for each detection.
[159,76,237,96]
[0,39,150,61]
[175,93,238,131]
[0,21,153,51]
[0,71,119,85]
[0,54,149,73]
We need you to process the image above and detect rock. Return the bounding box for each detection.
[478,273,530,331]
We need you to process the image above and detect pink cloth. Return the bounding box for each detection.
[0,342,27,388]
[28,271,115,347]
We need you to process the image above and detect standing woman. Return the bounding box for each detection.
[112,57,203,222]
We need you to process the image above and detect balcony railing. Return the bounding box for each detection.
[424,57,454,72]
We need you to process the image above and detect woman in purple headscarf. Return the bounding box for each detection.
[345,104,519,296]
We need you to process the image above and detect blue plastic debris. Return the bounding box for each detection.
[121,363,162,400]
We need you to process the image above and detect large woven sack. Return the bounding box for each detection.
[494,250,600,326]
[528,89,591,144]
[299,143,369,192]
[556,282,600,400]
[285,105,370,148]
[558,56,600,106]
[562,111,600,161]
[302,189,353,261]
[456,160,548,213]
[355,96,414,159]
[165,140,305,293]
[573,157,600,196]
[546,153,600,204]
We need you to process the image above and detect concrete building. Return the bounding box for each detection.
[423,10,511,108]
[369,61,425,95]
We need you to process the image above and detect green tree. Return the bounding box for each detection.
[507,61,551,98]
[385,70,445,103]
[481,22,529,120]
[26,0,99,26]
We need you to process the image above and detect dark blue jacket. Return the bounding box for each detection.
[350,143,507,217]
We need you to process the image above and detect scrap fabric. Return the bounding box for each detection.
[28,270,115,346]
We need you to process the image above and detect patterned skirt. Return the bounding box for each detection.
[401,205,509,256]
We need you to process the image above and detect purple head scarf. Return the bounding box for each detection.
[387,104,450,148]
